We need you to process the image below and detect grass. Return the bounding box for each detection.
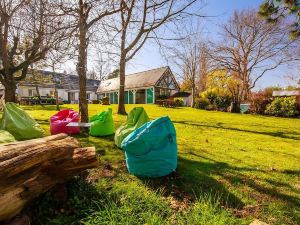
[20,104,300,225]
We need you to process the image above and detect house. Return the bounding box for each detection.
[15,70,100,103]
[97,67,180,104]
[272,90,300,97]
[170,91,192,106]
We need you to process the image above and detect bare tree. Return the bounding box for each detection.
[212,9,297,102]
[0,0,68,102]
[105,0,200,114]
[166,38,210,107]
[60,0,120,123]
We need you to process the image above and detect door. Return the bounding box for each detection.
[146,88,154,104]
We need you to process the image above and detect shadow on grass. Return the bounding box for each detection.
[139,153,300,217]
[26,175,103,225]
[173,120,300,141]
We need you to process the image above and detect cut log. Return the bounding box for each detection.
[0,133,98,221]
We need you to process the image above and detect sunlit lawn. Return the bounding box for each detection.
[21,104,300,225]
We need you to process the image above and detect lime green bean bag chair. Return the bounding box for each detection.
[89,108,115,136]
[0,102,44,140]
[114,107,149,148]
[0,130,16,144]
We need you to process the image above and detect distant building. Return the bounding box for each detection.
[0,70,100,103]
[272,90,300,97]
[170,91,192,106]
[97,67,180,104]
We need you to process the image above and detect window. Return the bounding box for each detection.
[86,93,90,100]
[28,89,36,97]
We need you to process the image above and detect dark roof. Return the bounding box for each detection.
[171,91,191,98]
[97,67,178,93]
[18,70,100,92]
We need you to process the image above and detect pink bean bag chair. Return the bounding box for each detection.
[50,109,80,135]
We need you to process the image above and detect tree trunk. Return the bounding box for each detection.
[191,84,196,108]
[0,134,97,222]
[77,1,88,124]
[4,79,17,103]
[118,57,126,115]
[55,89,60,111]
[35,85,43,106]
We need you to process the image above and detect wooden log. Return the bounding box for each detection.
[0,134,98,221]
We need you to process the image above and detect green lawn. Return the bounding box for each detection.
[21,104,300,225]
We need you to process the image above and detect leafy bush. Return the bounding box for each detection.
[215,95,232,111]
[201,90,218,105]
[174,98,184,106]
[265,97,298,117]
[92,100,100,104]
[250,90,272,114]
[194,98,209,109]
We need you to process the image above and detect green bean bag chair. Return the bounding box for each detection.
[114,107,149,148]
[121,116,177,177]
[0,102,44,140]
[0,130,16,144]
[89,108,115,136]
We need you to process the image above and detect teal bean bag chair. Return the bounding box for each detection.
[89,108,115,136]
[114,107,149,148]
[0,102,44,140]
[121,116,177,177]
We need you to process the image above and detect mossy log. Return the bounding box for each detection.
[0,134,98,221]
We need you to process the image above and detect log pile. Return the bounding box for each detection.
[0,134,98,222]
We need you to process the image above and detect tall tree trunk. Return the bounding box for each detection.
[118,57,126,114]
[52,66,60,111]
[77,1,88,124]
[55,89,60,111]
[4,78,17,103]
[191,84,195,108]
[118,28,127,115]
[35,85,43,106]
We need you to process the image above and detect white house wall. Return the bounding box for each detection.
[17,86,97,102]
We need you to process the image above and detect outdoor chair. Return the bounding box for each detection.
[121,116,177,177]
[50,109,80,135]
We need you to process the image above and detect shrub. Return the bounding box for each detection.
[265,97,298,117]
[215,95,232,111]
[102,96,110,105]
[194,98,209,109]
[201,90,218,105]
[250,91,272,114]
[92,100,100,104]
[174,98,184,106]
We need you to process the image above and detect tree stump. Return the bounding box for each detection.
[0,133,98,221]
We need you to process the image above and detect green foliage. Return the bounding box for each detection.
[259,0,300,39]
[265,97,299,117]
[92,100,100,104]
[200,89,232,111]
[174,98,184,106]
[194,97,209,109]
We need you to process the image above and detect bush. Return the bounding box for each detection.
[174,98,184,106]
[92,99,100,104]
[194,98,209,109]
[215,95,232,111]
[250,91,272,114]
[201,90,218,105]
[265,97,298,117]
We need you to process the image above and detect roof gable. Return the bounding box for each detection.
[97,67,178,93]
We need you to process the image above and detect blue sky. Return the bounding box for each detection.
[126,0,299,90]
